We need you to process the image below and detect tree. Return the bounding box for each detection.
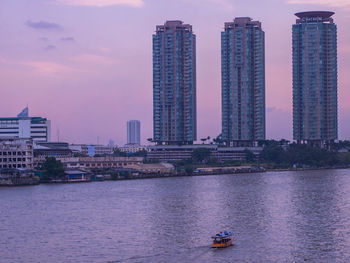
[41,157,65,180]
[112,148,127,157]
[213,134,224,145]
[244,149,255,163]
[192,148,212,164]
[260,140,285,164]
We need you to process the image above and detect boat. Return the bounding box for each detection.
[211,231,234,248]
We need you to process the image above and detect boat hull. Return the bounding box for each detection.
[211,238,233,248]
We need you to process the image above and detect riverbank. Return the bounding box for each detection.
[267,164,350,172]
[2,165,350,187]
[0,176,39,186]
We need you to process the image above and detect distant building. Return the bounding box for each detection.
[108,139,115,148]
[45,156,144,170]
[34,142,73,158]
[0,138,33,169]
[153,20,197,145]
[221,17,266,146]
[0,108,51,142]
[127,120,141,145]
[65,170,88,182]
[147,144,262,162]
[292,11,338,145]
[119,144,147,153]
[124,163,175,174]
[68,144,113,156]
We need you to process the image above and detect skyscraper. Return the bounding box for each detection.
[153,20,197,145]
[221,17,265,146]
[127,120,140,145]
[292,11,338,145]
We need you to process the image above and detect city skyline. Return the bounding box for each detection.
[1,0,350,145]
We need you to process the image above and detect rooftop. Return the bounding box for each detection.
[295,11,334,19]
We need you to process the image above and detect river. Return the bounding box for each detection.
[1,169,350,262]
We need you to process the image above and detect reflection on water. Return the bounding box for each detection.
[1,169,350,262]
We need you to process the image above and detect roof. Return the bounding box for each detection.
[0,117,47,121]
[65,170,86,175]
[295,11,334,19]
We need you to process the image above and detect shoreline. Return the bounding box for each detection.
[2,165,350,187]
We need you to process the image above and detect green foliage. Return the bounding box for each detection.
[192,148,212,164]
[41,157,65,180]
[112,149,127,157]
[184,164,193,175]
[260,140,342,168]
[260,140,285,164]
[244,149,255,163]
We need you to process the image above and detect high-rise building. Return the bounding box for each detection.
[292,11,338,144]
[0,108,51,142]
[221,17,265,146]
[127,120,140,145]
[153,20,197,145]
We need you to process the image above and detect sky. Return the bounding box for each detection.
[0,0,350,145]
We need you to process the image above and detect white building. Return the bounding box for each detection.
[119,144,147,153]
[0,108,51,142]
[0,138,34,169]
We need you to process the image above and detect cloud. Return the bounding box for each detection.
[55,0,144,7]
[96,47,110,53]
[70,53,118,65]
[26,20,62,31]
[183,0,234,11]
[44,44,56,51]
[287,0,350,9]
[61,37,75,41]
[207,0,234,10]
[20,61,81,75]
[38,37,49,41]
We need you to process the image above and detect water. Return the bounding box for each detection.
[1,169,350,262]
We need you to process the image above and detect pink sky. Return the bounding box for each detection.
[1,0,350,145]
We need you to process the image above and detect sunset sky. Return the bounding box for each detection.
[1,0,350,145]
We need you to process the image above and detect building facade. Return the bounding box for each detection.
[43,156,144,170]
[119,144,147,153]
[69,144,113,156]
[147,144,262,162]
[292,11,338,144]
[0,138,33,169]
[127,120,141,145]
[153,20,197,145]
[221,17,265,146]
[0,108,51,142]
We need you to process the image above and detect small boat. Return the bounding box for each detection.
[211,231,234,248]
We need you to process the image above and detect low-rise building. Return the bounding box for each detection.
[34,142,73,158]
[48,156,144,170]
[65,170,88,182]
[147,145,217,162]
[119,144,148,153]
[147,144,263,162]
[69,144,113,156]
[125,163,175,174]
[0,138,33,169]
